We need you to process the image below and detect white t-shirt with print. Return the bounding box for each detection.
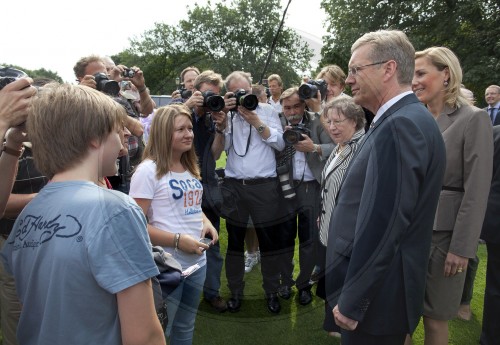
[130,159,206,270]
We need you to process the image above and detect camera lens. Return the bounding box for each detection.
[283,130,302,145]
[205,95,225,112]
[239,94,258,111]
[298,84,318,100]
[181,89,192,99]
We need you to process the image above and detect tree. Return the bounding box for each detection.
[319,0,499,105]
[118,0,313,94]
[0,64,63,83]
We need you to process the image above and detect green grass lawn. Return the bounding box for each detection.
[193,221,487,345]
[196,153,487,344]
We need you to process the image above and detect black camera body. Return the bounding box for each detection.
[179,87,192,100]
[121,68,135,78]
[298,79,328,101]
[202,91,225,112]
[230,89,258,111]
[94,72,120,96]
[0,66,29,91]
[283,124,311,145]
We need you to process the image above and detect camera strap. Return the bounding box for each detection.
[229,111,252,157]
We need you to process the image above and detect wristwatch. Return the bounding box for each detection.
[256,123,266,134]
[1,143,24,158]
[312,144,319,153]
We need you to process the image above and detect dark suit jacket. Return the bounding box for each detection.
[484,106,500,126]
[325,93,446,335]
[481,126,500,243]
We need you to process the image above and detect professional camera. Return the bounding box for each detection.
[230,89,258,111]
[298,79,327,101]
[276,164,296,199]
[179,87,192,100]
[202,91,225,112]
[94,72,120,96]
[283,124,311,146]
[121,68,135,78]
[0,66,29,91]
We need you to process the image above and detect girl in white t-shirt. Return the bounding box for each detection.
[130,104,218,344]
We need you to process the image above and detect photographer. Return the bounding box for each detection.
[188,70,228,312]
[73,55,148,193]
[214,71,289,314]
[276,87,334,305]
[0,76,36,217]
[171,66,200,108]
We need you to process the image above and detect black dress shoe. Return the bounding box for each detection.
[278,285,292,300]
[266,293,281,314]
[227,297,242,313]
[298,289,312,305]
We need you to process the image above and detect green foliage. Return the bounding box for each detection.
[320,0,499,106]
[0,63,63,83]
[118,0,313,94]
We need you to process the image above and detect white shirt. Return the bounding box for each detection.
[269,98,282,113]
[224,103,285,179]
[371,91,413,125]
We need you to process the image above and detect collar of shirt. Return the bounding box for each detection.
[372,91,413,125]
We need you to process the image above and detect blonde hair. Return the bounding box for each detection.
[415,46,471,108]
[316,65,347,87]
[267,74,283,87]
[143,104,200,180]
[194,70,223,91]
[27,83,125,178]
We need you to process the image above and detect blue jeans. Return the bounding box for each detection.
[166,264,206,345]
[203,208,223,300]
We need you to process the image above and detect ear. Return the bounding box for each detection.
[443,67,450,82]
[383,60,397,82]
[89,139,100,149]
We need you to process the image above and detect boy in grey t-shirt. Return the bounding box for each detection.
[0,83,165,345]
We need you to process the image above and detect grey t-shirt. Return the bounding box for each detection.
[1,181,159,345]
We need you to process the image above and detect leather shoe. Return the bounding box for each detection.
[227,297,241,313]
[266,293,281,314]
[298,289,312,305]
[278,285,292,300]
[206,296,228,312]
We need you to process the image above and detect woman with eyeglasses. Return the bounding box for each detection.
[316,96,366,338]
[412,46,493,345]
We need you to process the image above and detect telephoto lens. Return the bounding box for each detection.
[231,89,258,111]
[202,91,225,112]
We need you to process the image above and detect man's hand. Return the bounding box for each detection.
[211,111,227,131]
[79,75,97,89]
[333,305,358,331]
[444,252,469,277]
[223,92,237,113]
[304,90,322,113]
[185,91,204,109]
[293,134,315,153]
[5,124,28,148]
[0,78,36,129]
[238,106,260,127]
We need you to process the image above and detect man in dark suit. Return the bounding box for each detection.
[276,87,334,305]
[484,85,500,126]
[324,30,446,344]
[480,125,500,345]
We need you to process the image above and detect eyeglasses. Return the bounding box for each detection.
[326,118,348,126]
[347,61,389,76]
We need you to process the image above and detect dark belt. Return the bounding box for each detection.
[293,180,317,184]
[442,186,464,192]
[227,177,275,185]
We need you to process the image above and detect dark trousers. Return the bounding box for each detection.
[480,242,500,345]
[202,207,223,300]
[280,180,321,290]
[222,178,291,296]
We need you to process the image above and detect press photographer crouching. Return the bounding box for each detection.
[276,87,334,306]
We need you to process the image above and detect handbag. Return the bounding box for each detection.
[152,245,182,330]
